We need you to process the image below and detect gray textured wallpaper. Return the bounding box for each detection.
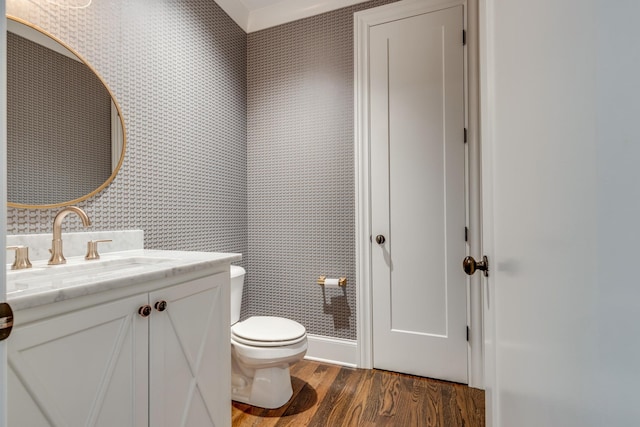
[6,0,248,276]
[246,0,397,339]
[6,0,397,340]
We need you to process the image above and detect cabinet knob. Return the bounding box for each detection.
[154,301,167,312]
[138,305,152,317]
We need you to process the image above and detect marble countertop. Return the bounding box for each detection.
[7,249,242,311]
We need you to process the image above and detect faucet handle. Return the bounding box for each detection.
[7,246,32,270]
[85,239,112,261]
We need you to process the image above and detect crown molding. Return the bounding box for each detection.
[215,0,250,32]
[216,0,372,33]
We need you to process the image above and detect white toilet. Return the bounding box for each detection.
[229,265,308,409]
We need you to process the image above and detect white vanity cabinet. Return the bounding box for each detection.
[8,271,231,427]
[8,293,149,426]
[149,273,230,427]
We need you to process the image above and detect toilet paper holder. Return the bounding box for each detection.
[317,276,347,287]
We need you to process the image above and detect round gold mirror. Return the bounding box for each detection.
[7,16,126,209]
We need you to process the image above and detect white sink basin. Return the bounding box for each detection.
[7,256,173,294]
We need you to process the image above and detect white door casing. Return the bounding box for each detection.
[356,0,483,386]
[369,4,467,382]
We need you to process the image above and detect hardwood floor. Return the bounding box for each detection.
[232,360,485,427]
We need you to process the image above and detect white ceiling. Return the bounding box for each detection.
[214,0,371,33]
[239,0,281,10]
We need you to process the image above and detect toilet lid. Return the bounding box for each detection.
[231,316,306,345]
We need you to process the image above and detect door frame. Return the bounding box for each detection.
[1,0,8,424]
[354,0,484,388]
[477,0,496,420]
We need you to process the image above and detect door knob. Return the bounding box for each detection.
[154,300,167,312]
[463,255,489,277]
[375,235,386,245]
[0,302,14,341]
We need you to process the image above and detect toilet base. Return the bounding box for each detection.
[232,365,293,409]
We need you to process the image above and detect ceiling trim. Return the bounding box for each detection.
[216,0,373,33]
[215,0,250,32]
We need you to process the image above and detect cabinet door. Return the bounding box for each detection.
[149,273,231,427]
[8,294,149,427]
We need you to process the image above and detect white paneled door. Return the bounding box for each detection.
[370,4,468,383]
[480,0,640,425]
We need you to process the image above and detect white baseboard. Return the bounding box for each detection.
[304,334,358,368]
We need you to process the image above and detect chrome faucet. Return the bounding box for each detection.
[48,206,91,265]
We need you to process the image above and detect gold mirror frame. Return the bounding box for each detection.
[7,15,126,210]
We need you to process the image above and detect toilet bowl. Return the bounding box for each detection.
[230,266,308,409]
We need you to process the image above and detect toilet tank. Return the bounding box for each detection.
[229,265,246,325]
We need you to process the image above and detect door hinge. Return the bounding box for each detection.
[464,226,468,242]
[466,326,470,342]
[464,128,468,143]
[463,29,466,46]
